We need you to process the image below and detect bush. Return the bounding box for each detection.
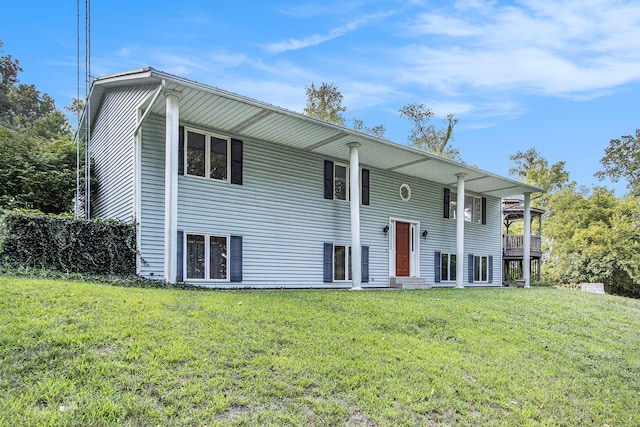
[0,210,135,275]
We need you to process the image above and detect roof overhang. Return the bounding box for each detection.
[81,67,544,199]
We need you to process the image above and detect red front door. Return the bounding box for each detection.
[396,222,410,276]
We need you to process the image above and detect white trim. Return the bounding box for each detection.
[164,90,180,283]
[440,252,457,282]
[333,162,349,201]
[333,243,352,282]
[134,108,143,275]
[331,162,365,204]
[348,142,361,289]
[399,183,411,201]
[449,190,482,224]
[183,126,232,183]
[183,231,231,283]
[388,217,420,278]
[523,192,532,288]
[473,254,490,283]
[455,173,465,288]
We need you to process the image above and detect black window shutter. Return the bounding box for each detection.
[178,126,185,175]
[230,236,243,282]
[488,255,493,283]
[468,254,474,283]
[361,246,369,283]
[177,230,184,282]
[324,160,334,199]
[323,243,333,282]
[362,169,370,206]
[482,197,487,225]
[231,139,243,185]
[443,188,450,218]
[434,251,442,283]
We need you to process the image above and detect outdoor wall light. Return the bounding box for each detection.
[422,230,429,238]
[383,225,389,234]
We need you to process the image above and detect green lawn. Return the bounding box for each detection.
[1,277,639,426]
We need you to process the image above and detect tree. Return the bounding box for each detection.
[0,127,76,213]
[304,82,346,126]
[510,148,640,298]
[509,148,570,209]
[543,186,640,297]
[351,117,386,138]
[0,41,77,214]
[0,41,22,125]
[399,104,460,160]
[595,129,640,196]
[0,41,70,139]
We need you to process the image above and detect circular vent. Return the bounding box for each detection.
[399,183,411,201]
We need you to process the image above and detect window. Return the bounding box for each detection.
[182,127,231,182]
[185,233,229,281]
[334,245,352,281]
[441,253,457,282]
[324,160,370,204]
[446,190,485,224]
[323,243,369,283]
[334,164,348,200]
[474,255,489,282]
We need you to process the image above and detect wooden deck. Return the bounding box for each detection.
[502,234,542,258]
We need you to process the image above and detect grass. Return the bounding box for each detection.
[1,277,639,426]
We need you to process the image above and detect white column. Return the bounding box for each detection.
[164,90,180,283]
[455,173,466,288]
[523,192,531,288]
[348,142,362,289]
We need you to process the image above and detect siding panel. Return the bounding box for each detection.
[90,84,156,220]
[139,115,166,279]
[140,115,502,287]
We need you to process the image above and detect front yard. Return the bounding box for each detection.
[1,277,639,426]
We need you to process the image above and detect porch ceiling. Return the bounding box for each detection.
[86,67,544,199]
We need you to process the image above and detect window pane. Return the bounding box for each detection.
[481,256,488,282]
[210,136,228,180]
[441,253,449,281]
[450,254,457,281]
[464,195,473,222]
[474,197,481,223]
[348,246,352,281]
[334,245,346,281]
[474,255,480,281]
[210,236,227,280]
[186,234,205,279]
[187,131,206,177]
[334,165,347,200]
[450,192,457,219]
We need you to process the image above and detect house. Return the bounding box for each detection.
[79,67,543,289]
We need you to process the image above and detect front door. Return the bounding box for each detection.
[396,222,411,276]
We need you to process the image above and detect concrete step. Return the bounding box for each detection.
[389,277,432,290]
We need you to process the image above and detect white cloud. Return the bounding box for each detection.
[265,10,398,53]
[396,0,640,98]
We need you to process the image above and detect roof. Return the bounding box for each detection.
[82,67,544,199]
[502,198,545,222]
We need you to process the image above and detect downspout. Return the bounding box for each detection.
[133,80,165,275]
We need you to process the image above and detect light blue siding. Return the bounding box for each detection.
[139,114,502,287]
[139,115,166,279]
[90,84,156,221]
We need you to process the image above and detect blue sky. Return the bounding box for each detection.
[4,0,640,194]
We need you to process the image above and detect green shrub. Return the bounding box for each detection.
[0,210,135,275]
